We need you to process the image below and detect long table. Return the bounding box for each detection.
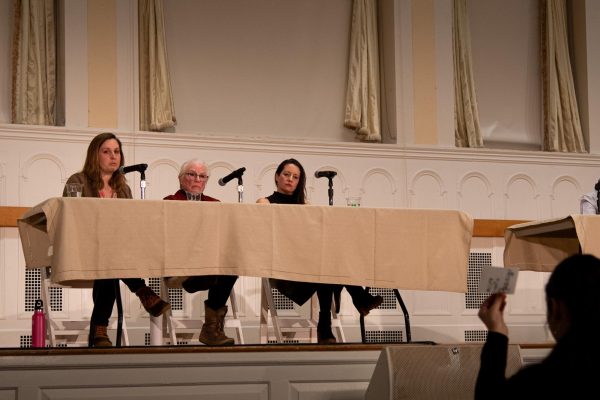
[503,215,599,272]
[17,197,474,293]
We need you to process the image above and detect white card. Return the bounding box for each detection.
[478,266,519,294]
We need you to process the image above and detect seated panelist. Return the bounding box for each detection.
[164,159,238,346]
[257,158,383,344]
[63,132,170,348]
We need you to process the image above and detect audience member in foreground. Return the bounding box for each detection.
[475,253,600,399]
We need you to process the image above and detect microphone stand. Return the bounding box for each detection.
[140,170,147,201]
[128,166,162,345]
[115,167,149,346]
[236,176,244,203]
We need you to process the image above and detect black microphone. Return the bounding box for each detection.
[218,167,246,186]
[315,170,337,179]
[119,163,148,174]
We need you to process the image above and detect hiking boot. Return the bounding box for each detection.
[199,301,235,346]
[91,324,112,347]
[136,286,171,317]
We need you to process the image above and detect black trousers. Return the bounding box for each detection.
[183,275,238,310]
[206,275,238,310]
[91,278,145,326]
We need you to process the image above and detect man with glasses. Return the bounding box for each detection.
[164,159,238,345]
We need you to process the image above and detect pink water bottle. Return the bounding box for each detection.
[32,299,46,348]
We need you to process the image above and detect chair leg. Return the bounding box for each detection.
[227,288,244,344]
[394,289,411,343]
[40,267,55,347]
[330,299,346,343]
[160,278,177,345]
[261,278,283,343]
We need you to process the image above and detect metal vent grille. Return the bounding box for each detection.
[364,330,403,343]
[20,335,32,348]
[465,252,492,309]
[24,269,41,312]
[49,287,63,312]
[465,329,488,342]
[145,333,188,346]
[267,338,301,344]
[148,278,183,311]
[272,288,294,310]
[24,269,63,312]
[367,288,395,310]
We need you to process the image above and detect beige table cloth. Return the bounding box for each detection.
[18,197,473,292]
[503,215,600,272]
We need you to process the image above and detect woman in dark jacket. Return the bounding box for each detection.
[257,158,382,344]
[475,253,600,399]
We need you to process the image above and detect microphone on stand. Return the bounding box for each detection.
[218,167,246,186]
[315,170,337,179]
[119,163,148,174]
[315,170,337,206]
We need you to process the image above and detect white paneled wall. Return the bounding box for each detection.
[2,126,600,347]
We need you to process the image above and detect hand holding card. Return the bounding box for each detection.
[478,266,519,294]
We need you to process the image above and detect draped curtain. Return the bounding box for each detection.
[344,0,381,142]
[452,0,483,148]
[541,0,585,152]
[11,0,56,125]
[139,0,176,131]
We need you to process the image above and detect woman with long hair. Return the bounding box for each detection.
[63,132,170,347]
[257,158,382,344]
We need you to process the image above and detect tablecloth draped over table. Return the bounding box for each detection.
[503,215,600,272]
[18,197,473,293]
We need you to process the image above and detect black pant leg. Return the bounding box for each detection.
[91,279,118,326]
[121,278,146,293]
[206,275,238,309]
[345,285,366,301]
[316,284,335,313]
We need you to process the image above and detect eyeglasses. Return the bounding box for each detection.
[184,172,209,181]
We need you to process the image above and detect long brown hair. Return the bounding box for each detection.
[275,158,306,204]
[82,132,127,193]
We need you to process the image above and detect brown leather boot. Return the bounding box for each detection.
[136,286,171,317]
[199,301,235,346]
[352,292,384,317]
[317,311,337,344]
[91,324,112,347]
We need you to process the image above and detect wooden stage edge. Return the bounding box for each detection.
[0,206,527,236]
[0,341,553,357]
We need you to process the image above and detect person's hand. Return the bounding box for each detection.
[478,293,509,336]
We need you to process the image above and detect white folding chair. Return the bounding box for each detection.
[259,278,345,344]
[39,267,129,347]
[160,277,244,345]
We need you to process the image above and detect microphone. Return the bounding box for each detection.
[315,170,337,179]
[119,163,148,174]
[218,167,246,186]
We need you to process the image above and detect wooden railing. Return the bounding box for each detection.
[471,218,528,237]
[0,206,30,228]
